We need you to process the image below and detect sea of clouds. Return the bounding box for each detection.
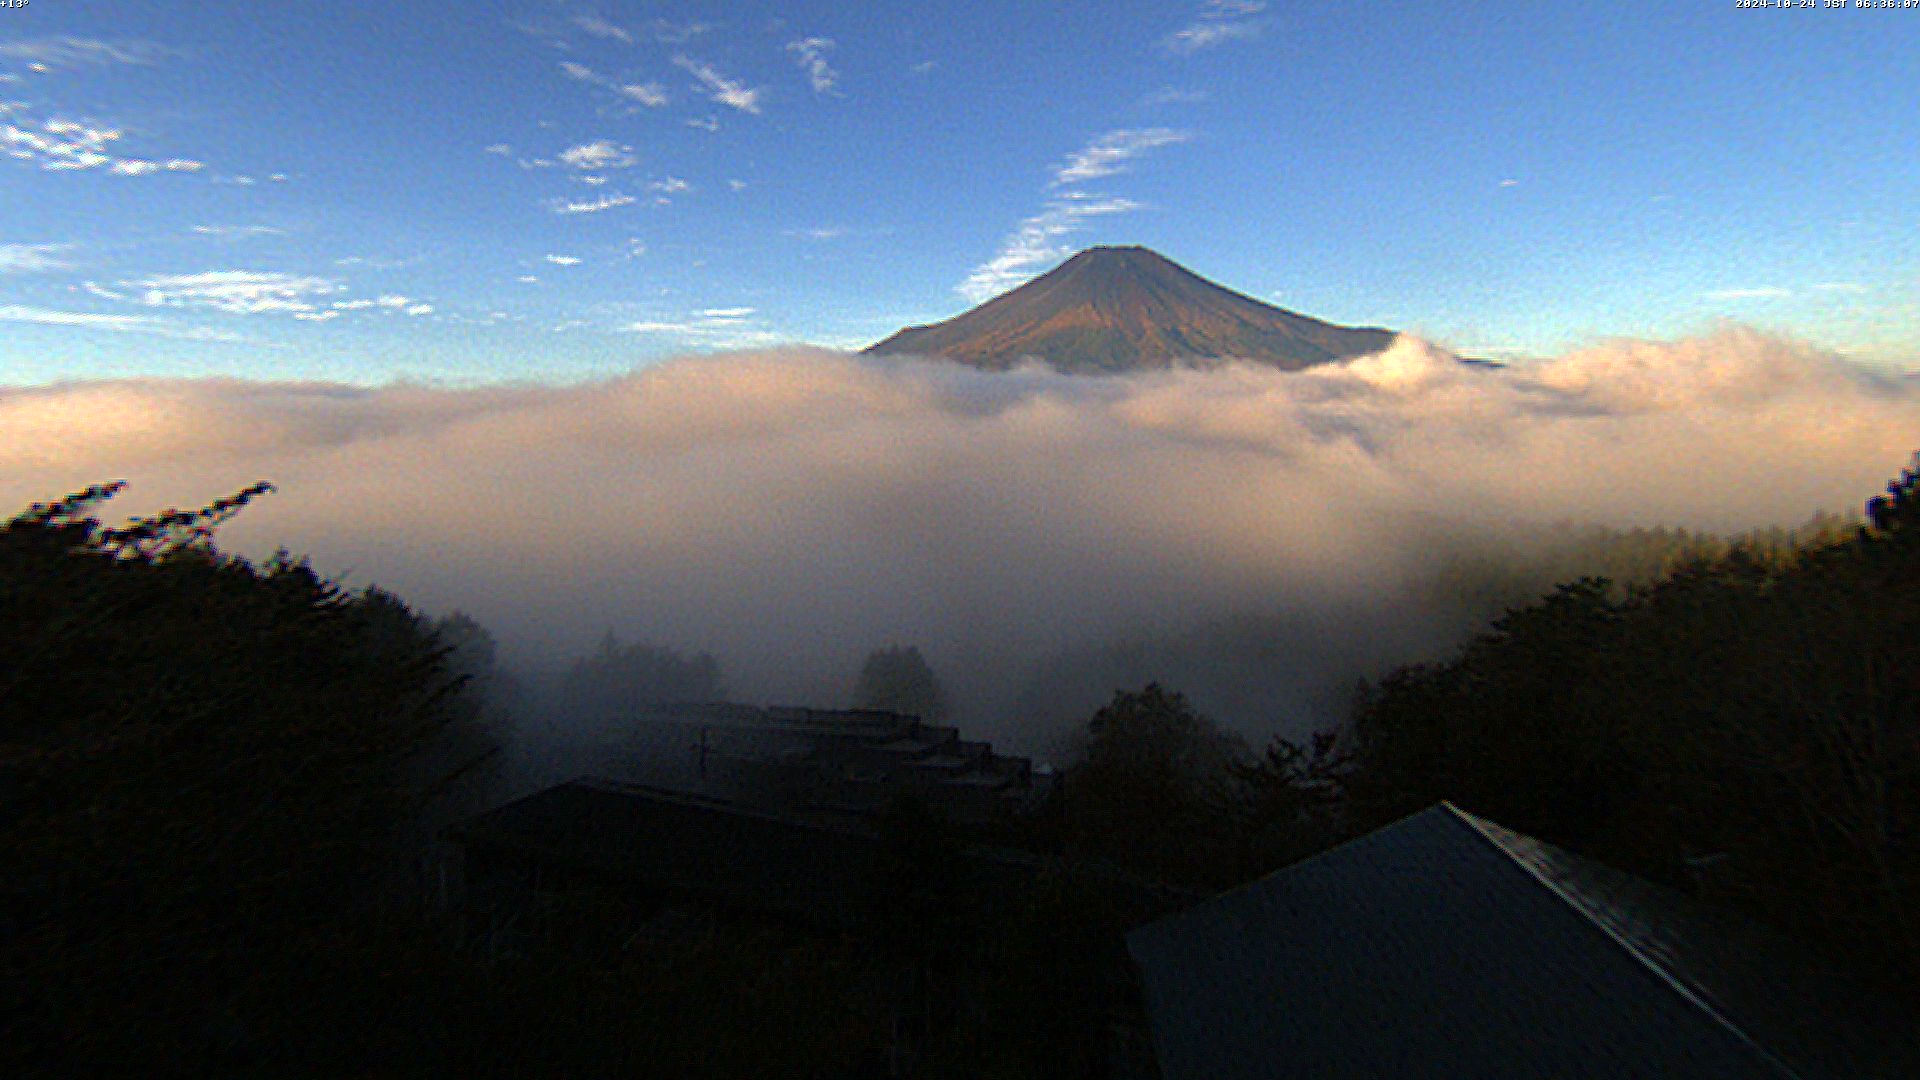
[3,328,1914,752]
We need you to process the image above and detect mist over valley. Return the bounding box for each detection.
[6,311,1911,765]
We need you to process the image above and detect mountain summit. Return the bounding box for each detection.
[864,246,1395,373]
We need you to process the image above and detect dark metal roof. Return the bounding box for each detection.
[1127,802,1918,1080]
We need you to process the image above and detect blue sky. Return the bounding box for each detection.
[2,0,1917,384]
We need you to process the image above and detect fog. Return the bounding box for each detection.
[3,327,1914,753]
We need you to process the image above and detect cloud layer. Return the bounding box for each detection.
[3,330,1912,750]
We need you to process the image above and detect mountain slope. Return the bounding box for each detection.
[865,246,1396,373]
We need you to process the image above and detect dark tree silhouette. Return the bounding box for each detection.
[851,643,948,721]
[1056,683,1249,887]
[561,631,724,715]
[0,481,493,1070]
[1339,450,1920,990]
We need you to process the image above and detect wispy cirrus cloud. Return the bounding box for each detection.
[1,111,205,175]
[558,61,670,108]
[622,304,762,335]
[618,309,782,348]
[326,294,433,317]
[547,193,638,215]
[544,254,582,266]
[192,224,287,239]
[961,122,1190,303]
[0,303,247,342]
[621,82,669,107]
[0,242,73,273]
[960,194,1144,303]
[74,269,435,326]
[1140,87,1209,107]
[333,256,411,270]
[674,56,762,114]
[0,36,174,69]
[651,20,712,45]
[109,157,205,176]
[558,139,635,170]
[785,38,840,95]
[1052,128,1190,186]
[130,270,343,316]
[783,224,892,243]
[1165,0,1267,53]
[0,304,152,330]
[572,13,634,44]
[1705,286,1791,301]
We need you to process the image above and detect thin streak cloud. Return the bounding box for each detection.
[674,56,763,114]
[0,36,174,68]
[1052,128,1190,187]
[1165,0,1268,53]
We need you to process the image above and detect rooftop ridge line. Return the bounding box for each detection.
[1443,803,1805,1080]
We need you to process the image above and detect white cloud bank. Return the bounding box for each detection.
[2,329,1912,749]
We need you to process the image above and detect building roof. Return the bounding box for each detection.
[449,779,882,928]
[449,777,1048,931]
[634,702,1052,824]
[1127,802,1918,1080]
